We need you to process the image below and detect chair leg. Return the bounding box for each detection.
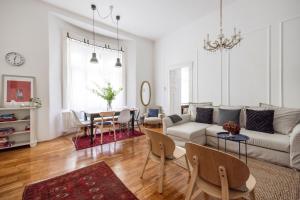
[184,155,191,177]
[113,124,116,141]
[185,156,199,200]
[100,128,103,144]
[140,151,150,178]
[137,122,142,133]
[249,190,256,200]
[158,157,165,194]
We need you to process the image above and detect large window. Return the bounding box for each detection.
[65,38,125,111]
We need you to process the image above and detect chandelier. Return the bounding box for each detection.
[204,0,242,52]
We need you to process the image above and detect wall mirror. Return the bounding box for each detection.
[140,81,151,106]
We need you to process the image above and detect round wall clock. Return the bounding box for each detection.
[5,52,25,66]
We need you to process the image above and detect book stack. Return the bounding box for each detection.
[0,113,17,122]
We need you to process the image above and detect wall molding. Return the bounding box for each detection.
[279,15,300,107]
[227,25,271,105]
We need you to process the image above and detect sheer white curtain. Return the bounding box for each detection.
[65,38,125,111]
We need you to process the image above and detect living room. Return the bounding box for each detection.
[0,0,299,199]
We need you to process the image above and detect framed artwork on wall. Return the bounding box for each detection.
[2,75,35,107]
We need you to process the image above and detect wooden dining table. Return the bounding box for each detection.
[84,108,137,145]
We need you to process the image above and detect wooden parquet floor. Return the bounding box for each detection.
[0,128,190,200]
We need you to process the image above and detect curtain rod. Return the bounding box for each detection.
[66,32,124,53]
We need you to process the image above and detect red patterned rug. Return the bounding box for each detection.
[22,161,138,200]
[72,130,144,150]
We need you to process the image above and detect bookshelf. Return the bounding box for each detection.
[0,107,37,150]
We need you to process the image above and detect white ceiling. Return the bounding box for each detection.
[42,0,235,40]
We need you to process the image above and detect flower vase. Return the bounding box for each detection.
[107,101,112,111]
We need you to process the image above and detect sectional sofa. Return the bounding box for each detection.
[163,103,300,170]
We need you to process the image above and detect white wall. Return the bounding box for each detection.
[0,0,154,141]
[154,0,300,114]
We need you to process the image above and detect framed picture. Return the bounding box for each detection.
[2,75,35,107]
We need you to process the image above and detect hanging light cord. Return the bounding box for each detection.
[117,17,120,56]
[92,8,96,52]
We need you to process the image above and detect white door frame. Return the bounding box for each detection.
[168,62,194,114]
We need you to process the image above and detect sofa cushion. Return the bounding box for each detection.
[196,107,213,124]
[188,102,213,121]
[206,125,290,153]
[259,103,300,135]
[167,122,211,140]
[246,109,274,133]
[218,108,241,126]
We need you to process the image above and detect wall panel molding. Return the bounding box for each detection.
[228,25,271,106]
[279,15,300,107]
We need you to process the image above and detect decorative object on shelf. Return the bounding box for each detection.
[91,82,122,111]
[2,75,35,107]
[140,81,151,106]
[203,0,242,52]
[5,52,25,66]
[89,4,123,66]
[223,121,241,135]
[29,97,42,108]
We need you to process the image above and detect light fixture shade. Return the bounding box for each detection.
[115,58,122,67]
[90,52,98,63]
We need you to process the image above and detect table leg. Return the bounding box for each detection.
[245,141,248,164]
[90,115,94,144]
[131,110,135,132]
[239,141,241,159]
[218,138,219,151]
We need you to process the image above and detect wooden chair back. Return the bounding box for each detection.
[145,129,175,158]
[185,143,250,189]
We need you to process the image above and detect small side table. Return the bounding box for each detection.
[217,132,250,164]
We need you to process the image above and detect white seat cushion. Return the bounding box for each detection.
[206,125,290,153]
[167,122,211,140]
[144,117,161,124]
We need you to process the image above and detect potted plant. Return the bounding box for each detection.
[91,83,122,111]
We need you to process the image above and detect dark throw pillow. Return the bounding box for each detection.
[246,109,274,133]
[218,108,241,126]
[195,107,213,124]
[148,109,159,117]
[168,114,182,123]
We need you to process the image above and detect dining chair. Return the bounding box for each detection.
[140,129,190,193]
[71,110,91,147]
[134,109,142,133]
[185,143,256,200]
[94,111,116,144]
[116,109,131,134]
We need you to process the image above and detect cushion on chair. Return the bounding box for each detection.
[206,125,290,152]
[167,122,211,140]
[148,109,159,117]
[144,117,161,124]
[95,121,113,125]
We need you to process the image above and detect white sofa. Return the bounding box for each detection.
[163,106,300,170]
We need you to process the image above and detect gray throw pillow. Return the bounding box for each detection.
[218,108,241,126]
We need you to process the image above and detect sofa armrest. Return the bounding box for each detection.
[162,114,191,134]
[158,113,165,119]
[290,123,300,170]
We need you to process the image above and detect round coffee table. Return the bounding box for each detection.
[217,132,250,164]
